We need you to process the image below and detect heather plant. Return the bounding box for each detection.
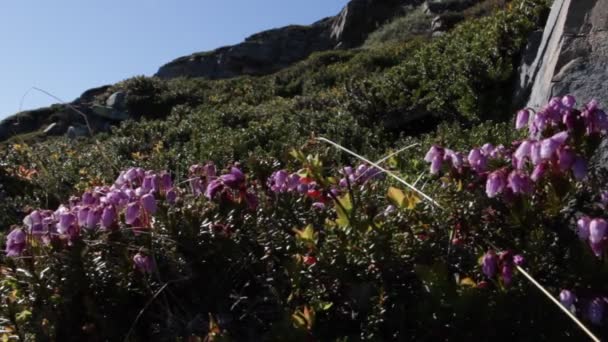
[2,96,608,340]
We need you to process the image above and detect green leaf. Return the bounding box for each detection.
[16,309,32,322]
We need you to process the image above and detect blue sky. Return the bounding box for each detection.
[0,0,348,119]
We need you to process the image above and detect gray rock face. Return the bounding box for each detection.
[156,0,421,80]
[517,0,608,109]
[106,91,127,110]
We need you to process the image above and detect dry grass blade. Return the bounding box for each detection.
[317,137,442,208]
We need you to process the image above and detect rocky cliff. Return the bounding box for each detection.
[517,0,608,108]
[0,0,489,142]
[155,0,426,79]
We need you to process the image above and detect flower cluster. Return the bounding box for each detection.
[425,95,605,199]
[337,164,384,187]
[480,250,524,287]
[21,167,175,242]
[559,289,606,325]
[267,169,336,209]
[190,164,258,209]
[4,164,260,263]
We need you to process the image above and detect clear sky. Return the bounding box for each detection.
[0,0,349,119]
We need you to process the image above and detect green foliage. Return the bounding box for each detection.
[363,6,433,47]
[0,1,564,340]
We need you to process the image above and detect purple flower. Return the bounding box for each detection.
[430,155,443,175]
[468,148,487,173]
[513,254,525,266]
[269,170,289,193]
[482,250,498,278]
[166,189,177,205]
[577,217,591,240]
[563,111,577,131]
[297,183,309,194]
[204,163,217,178]
[77,207,90,227]
[561,95,576,109]
[501,264,513,286]
[508,170,532,195]
[538,141,557,161]
[589,219,607,257]
[530,162,547,182]
[588,298,604,325]
[557,147,575,172]
[587,99,599,112]
[126,202,141,225]
[86,207,102,230]
[5,228,26,257]
[141,194,157,215]
[220,167,245,189]
[514,140,532,169]
[560,290,576,310]
[101,206,117,229]
[572,157,587,180]
[160,172,173,192]
[481,143,495,156]
[82,191,96,206]
[312,202,326,210]
[516,109,530,130]
[589,219,607,245]
[486,170,506,198]
[424,145,444,163]
[205,179,224,199]
[133,252,154,273]
[57,211,76,235]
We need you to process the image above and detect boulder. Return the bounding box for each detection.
[517,0,608,109]
[91,105,129,121]
[66,125,89,139]
[106,91,127,110]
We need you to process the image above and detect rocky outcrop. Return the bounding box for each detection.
[0,88,130,141]
[517,0,608,108]
[156,0,424,80]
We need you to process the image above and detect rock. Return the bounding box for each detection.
[91,105,129,121]
[66,125,88,139]
[106,91,127,110]
[156,0,422,80]
[74,85,112,105]
[518,0,608,109]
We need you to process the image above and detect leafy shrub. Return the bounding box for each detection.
[3,97,608,341]
[363,6,433,48]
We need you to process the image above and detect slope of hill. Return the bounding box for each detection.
[14,1,608,341]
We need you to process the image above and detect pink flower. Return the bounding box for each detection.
[5,228,26,257]
[515,109,530,130]
[486,170,506,198]
[577,217,591,240]
[482,250,498,278]
[561,95,576,109]
[141,193,157,214]
[530,162,547,182]
[133,252,154,273]
[508,170,532,195]
[468,148,487,173]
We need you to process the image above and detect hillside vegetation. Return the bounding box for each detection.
[7,0,608,340]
